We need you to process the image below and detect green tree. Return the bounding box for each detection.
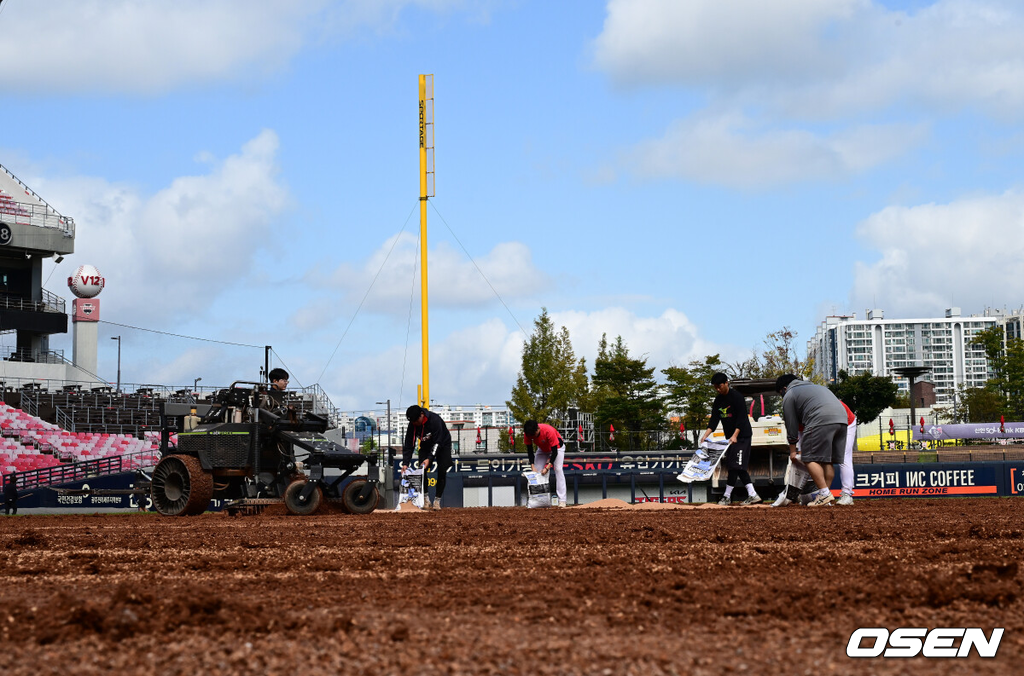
[663,354,722,447]
[497,429,526,454]
[591,335,666,432]
[727,326,820,383]
[507,309,589,426]
[971,325,1006,375]
[827,369,898,425]
[1004,339,1024,419]
[957,385,1005,423]
[970,326,1024,418]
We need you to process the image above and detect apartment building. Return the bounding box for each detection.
[807,307,1021,404]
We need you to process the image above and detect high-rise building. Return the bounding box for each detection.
[807,307,1022,404]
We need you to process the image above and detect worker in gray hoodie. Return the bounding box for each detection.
[775,374,848,507]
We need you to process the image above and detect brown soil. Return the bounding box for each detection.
[1,499,1022,675]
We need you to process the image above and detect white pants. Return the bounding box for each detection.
[840,419,856,497]
[534,444,566,505]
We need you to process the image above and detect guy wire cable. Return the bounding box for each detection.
[270,349,303,390]
[317,202,419,384]
[398,228,420,412]
[428,200,529,337]
[97,320,264,349]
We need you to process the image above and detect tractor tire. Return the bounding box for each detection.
[341,479,379,515]
[151,455,213,516]
[284,478,323,516]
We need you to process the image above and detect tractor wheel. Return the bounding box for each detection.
[284,478,323,516]
[341,479,379,515]
[151,455,213,516]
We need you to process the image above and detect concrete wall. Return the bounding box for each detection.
[0,361,102,388]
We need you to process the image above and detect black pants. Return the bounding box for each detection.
[725,438,752,487]
[3,497,16,515]
[422,450,453,498]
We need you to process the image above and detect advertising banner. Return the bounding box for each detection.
[916,422,1024,441]
[852,465,1000,498]
[395,453,691,478]
[1007,466,1024,496]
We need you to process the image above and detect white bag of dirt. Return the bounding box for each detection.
[523,470,554,508]
[397,468,426,510]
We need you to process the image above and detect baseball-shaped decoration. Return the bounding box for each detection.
[67,265,105,298]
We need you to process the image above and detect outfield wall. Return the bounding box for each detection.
[8,452,1024,512]
[394,453,1024,507]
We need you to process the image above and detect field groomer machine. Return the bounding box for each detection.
[151,382,379,516]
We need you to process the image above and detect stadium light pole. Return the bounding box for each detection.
[111,336,121,394]
[375,399,391,455]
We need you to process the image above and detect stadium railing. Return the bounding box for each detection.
[2,449,160,491]
[853,449,1024,463]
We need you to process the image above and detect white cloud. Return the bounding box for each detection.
[552,307,732,370]
[626,110,927,187]
[0,0,493,94]
[316,317,521,410]
[35,129,289,324]
[594,0,1024,118]
[594,0,862,90]
[117,344,249,390]
[322,0,498,37]
[851,190,1024,317]
[317,307,738,410]
[316,233,547,313]
[0,1,319,94]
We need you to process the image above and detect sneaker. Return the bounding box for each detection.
[741,493,762,505]
[558,501,568,508]
[432,498,442,510]
[771,492,791,508]
[808,491,835,507]
[836,494,854,506]
[717,495,732,506]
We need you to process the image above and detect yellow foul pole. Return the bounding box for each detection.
[418,75,434,409]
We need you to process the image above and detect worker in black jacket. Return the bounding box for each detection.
[3,471,18,515]
[699,373,761,506]
[402,405,453,510]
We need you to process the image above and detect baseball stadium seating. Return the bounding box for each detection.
[0,401,161,479]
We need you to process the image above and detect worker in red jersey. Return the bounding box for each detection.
[523,420,567,507]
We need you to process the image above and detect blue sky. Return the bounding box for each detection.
[2,0,1024,414]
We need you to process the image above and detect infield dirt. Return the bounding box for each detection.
[1,498,1022,675]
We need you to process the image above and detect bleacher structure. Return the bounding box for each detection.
[0,379,348,490]
[3,382,342,436]
[15,386,174,436]
[0,399,161,489]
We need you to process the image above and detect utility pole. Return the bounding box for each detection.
[376,398,392,490]
[375,399,391,446]
[111,336,121,394]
